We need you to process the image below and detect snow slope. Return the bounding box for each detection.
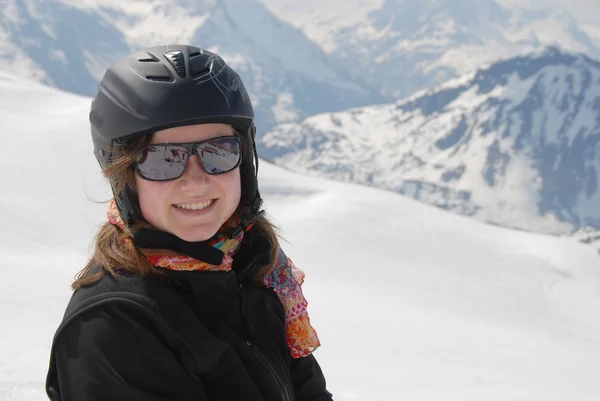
[259,47,600,236]
[1,73,600,400]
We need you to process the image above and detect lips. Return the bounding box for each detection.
[173,199,215,211]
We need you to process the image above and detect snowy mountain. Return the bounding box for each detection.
[3,70,600,401]
[0,0,129,94]
[259,47,600,236]
[260,0,600,98]
[0,0,381,130]
[3,0,598,131]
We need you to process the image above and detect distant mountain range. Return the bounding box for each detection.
[259,47,600,235]
[1,0,598,238]
[2,0,599,129]
[0,0,382,130]
[260,0,600,98]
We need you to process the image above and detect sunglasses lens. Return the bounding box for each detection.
[196,137,241,174]
[137,144,189,180]
[136,137,241,181]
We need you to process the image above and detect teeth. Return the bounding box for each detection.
[175,200,214,211]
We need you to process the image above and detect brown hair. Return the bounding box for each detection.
[73,129,280,289]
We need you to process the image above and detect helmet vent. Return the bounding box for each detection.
[131,51,159,63]
[131,60,175,82]
[191,67,211,78]
[145,75,175,82]
[164,50,187,78]
[190,57,212,79]
[189,51,202,58]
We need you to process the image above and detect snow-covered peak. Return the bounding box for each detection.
[0,0,381,130]
[259,47,600,236]
[58,0,358,91]
[261,0,600,98]
[0,0,130,92]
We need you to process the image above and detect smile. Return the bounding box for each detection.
[173,199,215,211]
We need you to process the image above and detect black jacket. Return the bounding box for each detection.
[45,229,333,401]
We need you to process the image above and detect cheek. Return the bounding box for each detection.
[134,176,152,218]
[231,170,242,203]
[135,175,170,221]
[220,170,242,205]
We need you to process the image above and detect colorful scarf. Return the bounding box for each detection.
[107,199,320,358]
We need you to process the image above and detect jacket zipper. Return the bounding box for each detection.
[237,278,293,401]
[247,340,293,401]
[237,282,255,339]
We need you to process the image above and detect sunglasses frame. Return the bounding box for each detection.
[135,135,242,182]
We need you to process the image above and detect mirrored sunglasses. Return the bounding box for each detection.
[136,136,242,181]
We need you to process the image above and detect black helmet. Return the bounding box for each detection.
[90,44,262,230]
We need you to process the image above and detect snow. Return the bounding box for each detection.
[257,0,385,53]
[581,22,600,45]
[257,0,600,99]
[57,0,362,92]
[2,74,600,401]
[271,92,301,123]
[0,0,378,134]
[261,49,600,236]
[259,0,600,51]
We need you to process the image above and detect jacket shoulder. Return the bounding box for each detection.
[59,267,181,334]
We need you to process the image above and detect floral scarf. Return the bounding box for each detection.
[107,199,320,358]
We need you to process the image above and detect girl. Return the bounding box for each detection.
[45,45,332,401]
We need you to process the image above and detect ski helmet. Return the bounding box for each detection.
[90,44,262,230]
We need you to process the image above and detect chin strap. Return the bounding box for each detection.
[222,193,264,239]
[223,124,264,239]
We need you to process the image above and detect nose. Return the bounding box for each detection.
[178,153,210,185]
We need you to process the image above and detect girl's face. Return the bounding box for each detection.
[134,123,242,242]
